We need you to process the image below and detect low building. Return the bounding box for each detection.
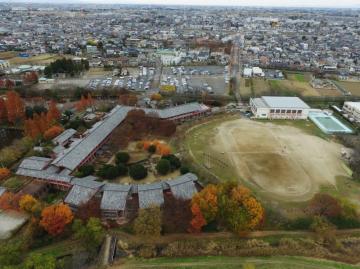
[343,102,360,122]
[64,177,104,211]
[0,60,10,70]
[250,96,310,119]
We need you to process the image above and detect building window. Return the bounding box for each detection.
[276,109,280,113]
[281,110,285,113]
[297,110,302,113]
[286,110,291,113]
[292,110,296,113]
[270,109,274,113]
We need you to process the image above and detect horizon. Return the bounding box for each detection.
[0,0,359,9]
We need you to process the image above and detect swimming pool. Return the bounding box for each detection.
[309,112,353,134]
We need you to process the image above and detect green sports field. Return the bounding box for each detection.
[120,256,360,269]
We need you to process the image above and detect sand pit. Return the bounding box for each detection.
[213,119,348,201]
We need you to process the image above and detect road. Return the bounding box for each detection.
[229,34,243,103]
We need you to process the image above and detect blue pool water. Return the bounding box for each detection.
[308,112,353,134]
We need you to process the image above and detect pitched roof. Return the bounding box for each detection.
[52,128,77,145]
[100,183,131,211]
[0,187,6,197]
[18,157,52,171]
[64,179,104,206]
[165,173,198,200]
[51,106,132,171]
[137,182,164,209]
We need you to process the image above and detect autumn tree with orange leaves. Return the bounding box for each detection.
[76,94,94,111]
[0,98,7,124]
[40,203,73,236]
[189,183,264,234]
[44,125,64,140]
[5,91,25,124]
[0,192,22,211]
[0,168,10,181]
[46,100,61,124]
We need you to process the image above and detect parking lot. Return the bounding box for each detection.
[87,66,155,92]
[161,65,229,95]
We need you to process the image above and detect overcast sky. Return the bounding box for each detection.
[2,0,360,8]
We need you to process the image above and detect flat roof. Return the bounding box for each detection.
[261,96,310,109]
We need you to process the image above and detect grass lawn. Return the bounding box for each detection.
[2,176,28,191]
[119,256,360,269]
[338,81,360,96]
[262,119,329,140]
[8,54,65,65]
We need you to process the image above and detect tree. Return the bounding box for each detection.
[0,192,22,211]
[0,168,10,181]
[306,193,342,218]
[189,203,206,233]
[156,159,171,175]
[19,194,41,215]
[180,166,190,175]
[134,206,162,237]
[117,163,128,176]
[5,91,25,124]
[129,164,148,180]
[97,164,120,179]
[163,197,192,233]
[44,125,64,140]
[157,144,171,156]
[76,199,101,222]
[73,217,105,255]
[148,144,157,154]
[76,164,95,178]
[0,98,7,124]
[24,253,56,269]
[191,184,218,223]
[162,154,181,170]
[115,152,130,165]
[0,242,22,267]
[39,203,74,236]
[150,93,162,101]
[46,100,61,124]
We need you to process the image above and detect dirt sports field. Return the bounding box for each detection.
[193,119,348,201]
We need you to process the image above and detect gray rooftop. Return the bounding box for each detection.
[16,168,73,183]
[100,183,131,211]
[0,187,6,197]
[123,102,210,119]
[18,156,52,171]
[137,182,165,209]
[261,96,310,109]
[52,128,77,145]
[165,173,198,200]
[51,106,132,171]
[64,185,98,206]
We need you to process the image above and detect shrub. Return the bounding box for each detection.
[76,164,95,178]
[162,154,181,169]
[129,164,147,180]
[148,144,157,154]
[0,168,10,181]
[115,152,130,165]
[117,163,128,176]
[138,245,157,258]
[44,126,64,140]
[156,159,171,175]
[180,165,190,175]
[97,164,120,179]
